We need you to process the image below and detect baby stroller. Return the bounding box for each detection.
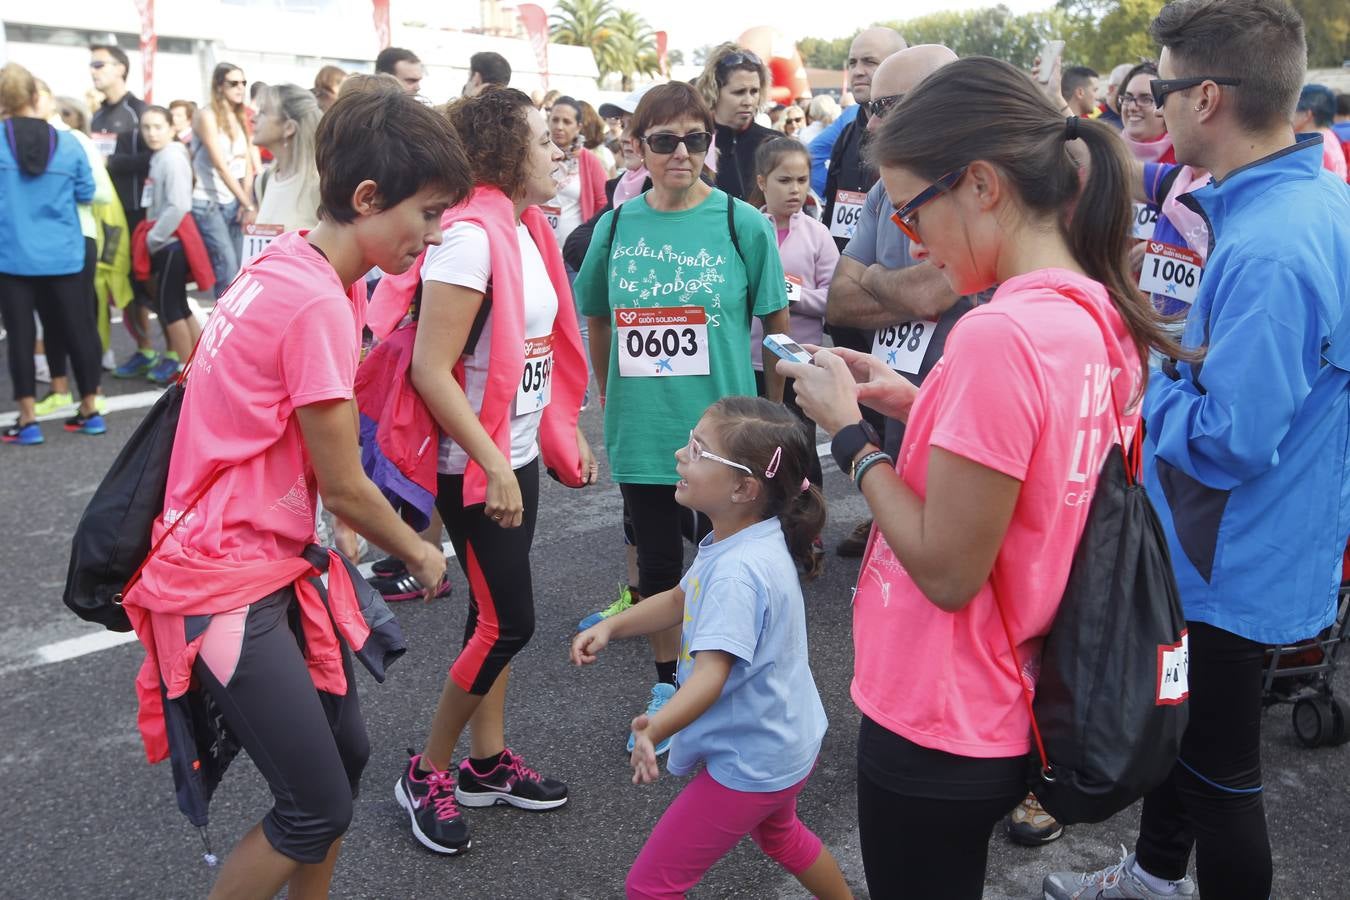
[1260,544,1350,748]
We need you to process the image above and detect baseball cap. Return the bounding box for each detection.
[598,83,657,119]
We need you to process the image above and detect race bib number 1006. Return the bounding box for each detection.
[1138,241,1203,305]
[617,306,709,377]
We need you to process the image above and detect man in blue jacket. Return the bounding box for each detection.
[1046,1,1350,899]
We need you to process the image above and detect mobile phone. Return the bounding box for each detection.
[1038,40,1065,85]
[762,333,813,364]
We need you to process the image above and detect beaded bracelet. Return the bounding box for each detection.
[852,450,893,490]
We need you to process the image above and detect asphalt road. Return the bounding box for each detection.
[2,319,1347,899]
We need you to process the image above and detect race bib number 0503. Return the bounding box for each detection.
[1138,241,1202,305]
[616,306,709,377]
[872,319,937,375]
[830,190,867,241]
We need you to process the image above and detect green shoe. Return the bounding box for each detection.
[33,391,74,416]
[577,584,637,631]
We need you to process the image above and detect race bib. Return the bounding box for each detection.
[1156,630,1190,705]
[784,274,803,303]
[515,334,554,415]
[92,131,117,159]
[616,306,709,377]
[1131,202,1159,241]
[829,190,866,241]
[540,204,561,236]
[228,155,247,181]
[872,319,937,375]
[1139,241,1203,305]
[139,177,154,211]
[241,224,284,264]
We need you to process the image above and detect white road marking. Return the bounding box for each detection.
[0,389,164,428]
[35,630,139,664]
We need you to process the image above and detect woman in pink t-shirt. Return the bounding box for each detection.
[780,57,1187,898]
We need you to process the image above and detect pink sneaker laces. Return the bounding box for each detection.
[422,769,460,821]
[504,750,542,783]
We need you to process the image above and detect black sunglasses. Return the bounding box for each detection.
[643,131,713,154]
[717,50,763,73]
[865,93,905,119]
[225,78,248,88]
[1150,76,1241,107]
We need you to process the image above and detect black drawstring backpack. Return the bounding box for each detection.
[994,297,1190,825]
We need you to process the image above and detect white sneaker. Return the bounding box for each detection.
[1043,849,1196,899]
[34,355,50,384]
[102,349,116,371]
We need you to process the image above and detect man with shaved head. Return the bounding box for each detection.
[816,25,907,557]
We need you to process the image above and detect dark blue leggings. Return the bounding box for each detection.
[1135,620,1271,897]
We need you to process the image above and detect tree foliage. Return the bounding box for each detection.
[549,0,657,88]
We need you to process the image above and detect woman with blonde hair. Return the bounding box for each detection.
[253,84,322,232]
[312,64,346,112]
[693,42,777,202]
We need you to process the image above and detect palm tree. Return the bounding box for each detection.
[549,0,617,52]
[607,9,657,91]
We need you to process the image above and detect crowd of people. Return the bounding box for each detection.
[5,0,1350,896]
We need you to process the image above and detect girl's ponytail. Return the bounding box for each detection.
[708,396,827,580]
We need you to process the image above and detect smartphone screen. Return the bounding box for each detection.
[1039,40,1065,84]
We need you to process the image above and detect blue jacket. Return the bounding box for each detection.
[0,122,94,276]
[809,103,859,197]
[1143,137,1350,644]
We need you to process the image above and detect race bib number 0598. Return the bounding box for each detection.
[830,190,867,241]
[616,306,709,377]
[1139,241,1203,305]
[872,319,937,375]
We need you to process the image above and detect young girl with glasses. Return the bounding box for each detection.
[572,396,850,900]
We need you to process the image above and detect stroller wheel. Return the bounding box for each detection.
[1328,695,1350,747]
[1293,696,1332,748]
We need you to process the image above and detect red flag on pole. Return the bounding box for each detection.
[372,0,391,51]
[134,0,156,103]
[655,31,669,77]
[516,4,550,89]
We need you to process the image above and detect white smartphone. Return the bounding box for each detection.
[1038,40,1065,85]
[762,333,813,364]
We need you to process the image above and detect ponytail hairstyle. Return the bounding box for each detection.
[707,396,826,579]
[754,135,810,180]
[869,56,1191,390]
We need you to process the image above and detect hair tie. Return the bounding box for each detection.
[1064,115,1080,141]
[800,477,811,493]
[764,446,782,479]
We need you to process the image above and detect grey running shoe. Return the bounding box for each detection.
[1044,849,1196,899]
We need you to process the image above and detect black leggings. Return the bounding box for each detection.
[1135,620,1271,898]
[855,716,1026,899]
[150,241,192,325]
[754,370,824,487]
[619,481,711,600]
[193,588,370,864]
[0,265,102,402]
[436,458,540,696]
[45,237,99,381]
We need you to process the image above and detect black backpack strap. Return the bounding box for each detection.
[725,193,754,323]
[607,200,624,249]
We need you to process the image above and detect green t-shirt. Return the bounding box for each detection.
[577,188,788,484]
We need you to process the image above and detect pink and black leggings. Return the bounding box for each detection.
[625,768,824,899]
[436,458,540,695]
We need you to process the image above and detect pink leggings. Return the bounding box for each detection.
[626,768,824,899]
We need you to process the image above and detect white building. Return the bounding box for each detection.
[1,0,601,108]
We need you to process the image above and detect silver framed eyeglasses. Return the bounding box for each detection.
[686,431,752,475]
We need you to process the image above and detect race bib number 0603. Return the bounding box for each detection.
[616,306,709,377]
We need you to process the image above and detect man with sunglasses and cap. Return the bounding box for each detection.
[1046,1,1350,897]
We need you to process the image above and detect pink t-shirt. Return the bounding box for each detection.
[142,231,366,586]
[851,268,1142,758]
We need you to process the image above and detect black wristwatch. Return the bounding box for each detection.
[831,420,882,477]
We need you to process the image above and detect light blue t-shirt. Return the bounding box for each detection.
[669,517,828,792]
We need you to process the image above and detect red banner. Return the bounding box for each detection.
[134,0,156,103]
[655,31,668,77]
[516,3,550,88]
[372,0,391,51]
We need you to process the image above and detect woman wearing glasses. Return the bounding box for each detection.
[575,81,791,754]
[694,43,778,203]
[191,62,260,302]
[779,57,1185,897]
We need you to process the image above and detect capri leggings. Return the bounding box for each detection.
[618,482,711,598]
[626,767,823,899]
[436,457,540,696]
[150,241,192,325]
[193,586,370,864]
[43,236,99,382]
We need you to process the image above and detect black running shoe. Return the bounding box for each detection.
[394,752,471,854]
[454,748,568,810]
[368,570,453,602]
[372,555,407,577]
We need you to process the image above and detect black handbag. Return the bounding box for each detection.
[994,301,1190,825]
[63,347,220,631]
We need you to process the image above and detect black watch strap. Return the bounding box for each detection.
[831,420,881,474]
